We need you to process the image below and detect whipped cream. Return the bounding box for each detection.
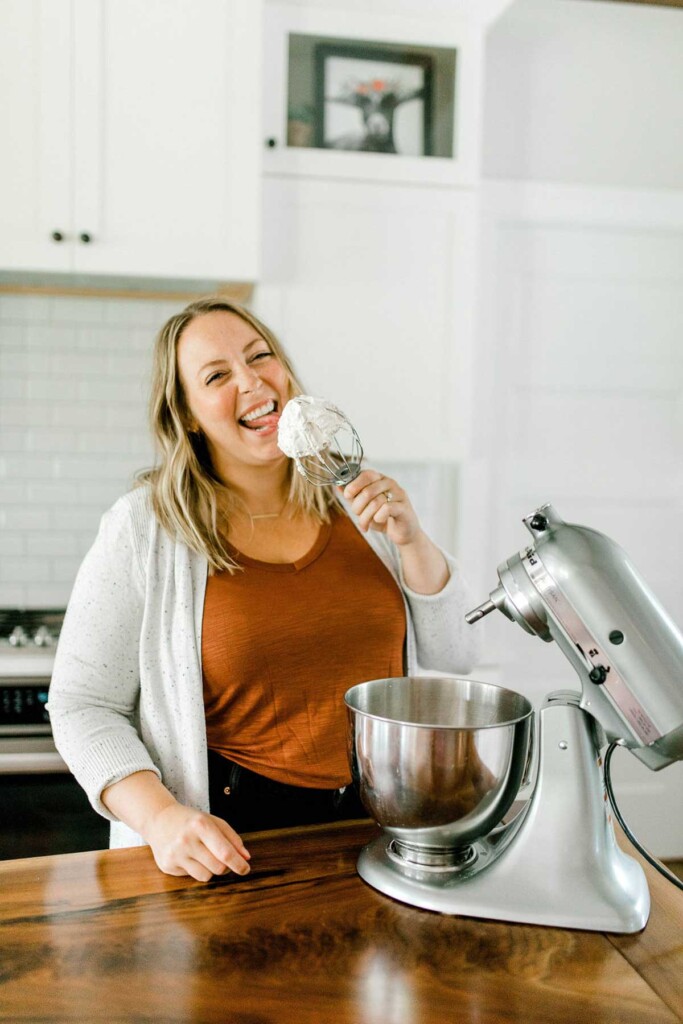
[277,395,349,458]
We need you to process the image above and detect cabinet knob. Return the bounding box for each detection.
[265,137,277,149]
[79,232,92,244]
[51,230,64,242]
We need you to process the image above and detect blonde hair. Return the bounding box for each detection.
[138,296,340,572]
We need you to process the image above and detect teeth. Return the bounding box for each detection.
[242,401,275,423]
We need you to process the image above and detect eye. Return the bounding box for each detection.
[205,370,227,385]
[250,350,272,363]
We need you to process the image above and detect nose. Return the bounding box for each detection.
[234,362,263,392]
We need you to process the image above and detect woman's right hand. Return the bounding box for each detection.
[102,770,251,882]
[144,801,251,882]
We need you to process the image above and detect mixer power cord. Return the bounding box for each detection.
[603,742,683,892]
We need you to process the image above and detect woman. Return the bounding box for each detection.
[48,296,481,882]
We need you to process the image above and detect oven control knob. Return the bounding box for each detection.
[33,626,55,647]
[8,626,29,647]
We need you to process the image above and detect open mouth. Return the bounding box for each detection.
[238,399,279,431]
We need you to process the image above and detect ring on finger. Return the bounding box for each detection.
[384,490,394,503]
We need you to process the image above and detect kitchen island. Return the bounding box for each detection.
[1,819,682,1023]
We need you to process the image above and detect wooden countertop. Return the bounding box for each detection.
[1,820,682,1023]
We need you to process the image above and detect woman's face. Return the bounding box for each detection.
[176,310,290,478]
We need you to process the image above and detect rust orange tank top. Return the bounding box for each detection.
[201,511,406,788]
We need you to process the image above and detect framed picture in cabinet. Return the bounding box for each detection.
[313,44,434,158]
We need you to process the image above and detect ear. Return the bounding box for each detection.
[183,414,201,435]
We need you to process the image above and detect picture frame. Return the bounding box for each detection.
[313,44,434,158]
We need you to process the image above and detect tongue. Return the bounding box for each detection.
[244,412,280,430]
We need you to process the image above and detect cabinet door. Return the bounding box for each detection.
[72,0,262,281]
[0,0,73,271]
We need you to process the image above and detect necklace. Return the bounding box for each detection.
[243,499,289,524]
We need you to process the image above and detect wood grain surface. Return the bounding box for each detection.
[0,281,254,303]
[1,820,681,1024]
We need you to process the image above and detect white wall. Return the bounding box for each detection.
[483,0,683,189]
[255,177,479,469]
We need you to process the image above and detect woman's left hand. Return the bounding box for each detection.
[341,469,420,548]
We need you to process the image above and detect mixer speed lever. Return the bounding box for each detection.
[465,599,497,624]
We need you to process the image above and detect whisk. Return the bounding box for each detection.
[277,395,364,486]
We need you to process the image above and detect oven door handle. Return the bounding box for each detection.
[0,751,69,774]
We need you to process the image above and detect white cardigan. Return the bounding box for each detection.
[48,486,482,849]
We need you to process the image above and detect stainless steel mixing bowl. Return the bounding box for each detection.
[345,677,533,851]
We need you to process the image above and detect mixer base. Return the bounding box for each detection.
[357,699,651,933]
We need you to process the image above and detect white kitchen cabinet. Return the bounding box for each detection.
[262,3,484,187]
[0,0,261,281]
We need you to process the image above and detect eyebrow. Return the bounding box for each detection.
[196,338,268,378]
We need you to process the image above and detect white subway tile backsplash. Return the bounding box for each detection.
[51,403,108,428]
[73,431,120,454]
[25,325,78,351]
[76,480,137,505]
[51,507,104,531]
[104,404,149,429]
[1,508,51,529]
[26,482,81,505]
[1,456,56,479]
[0,324,26,348]
[102,298,180,327]
[5,405,53,429]
[47,352,108,377]
[54,456,140,481]
[26,429,78,453]
[74,430,151,456]
[0,295,52,321]
[26,533,77,557]
[0,584,30,605]
[110,329,157,353]
[0,431,28,452]
[0,557,49,584]
[0,378,27,400]
[0,458,56,481]
[28,378,80,402]
[105,352,151,378]
[0,292,170,605]
[0,350,34,374]
[76,324,142,351]
[51,556,84,584]
[0,482,27,504]
[77,378,139,402]
[0,532,25,555]
[25,582,73,605]
[48,297,105,324]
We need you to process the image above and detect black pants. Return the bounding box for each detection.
[207,749,368,834]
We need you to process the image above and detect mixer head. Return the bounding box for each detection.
[277,395,363,486]
[466,503,683,770]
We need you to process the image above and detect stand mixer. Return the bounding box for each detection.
[345,503,683,933]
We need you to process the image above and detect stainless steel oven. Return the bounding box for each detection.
[0,609,109,859]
